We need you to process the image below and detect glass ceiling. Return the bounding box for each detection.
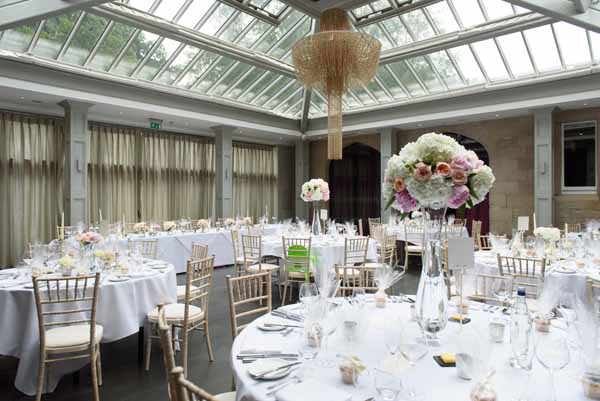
[0,0,598,121]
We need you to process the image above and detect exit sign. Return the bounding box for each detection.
[149,119,162,129]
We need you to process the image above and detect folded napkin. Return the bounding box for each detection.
[0,278,29,288]
[275,379,351,401]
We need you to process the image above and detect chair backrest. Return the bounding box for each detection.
[171,367,220,401]
[183,257,214,325]
[463,273,512,305]
[128,239,158,259]
[334,265,364,296]
[452,218,465,226]
[157,306,179,401]
[246,224,263,236]
[588,279,600,304]
[56,225,78,240]
[191,243,209,260]
[497,254,545,298]
[122,222,137,234]
[230,229,240,259]
[445,223,465,236]
[344,237,369,265]
[565,223,582,233]
[379,232,397,265]
[226,272,272,338]
[241,234,263,269]
[357,218,364,236]
[370,223,385,241]
[478,235,492,251]
[283,237,311,281]
[33,273,100,352]
[368,218,380,234]
[472,220,482,240]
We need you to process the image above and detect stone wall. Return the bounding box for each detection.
[277,145,295,219]
[395,116,535,235]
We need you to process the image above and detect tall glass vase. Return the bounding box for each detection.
[311,202,322,236]
[415,206,449,346]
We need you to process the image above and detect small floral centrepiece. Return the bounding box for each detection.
[383,133,495,213]
[242,217,252,226]
[301,178,330,203]
[163,221,176,232]
[133,222,148,233]
[224,218,235,227]
[196,219,210,231]
[57,255,76,276]
[75,231,104,247]
[533,227,561,242]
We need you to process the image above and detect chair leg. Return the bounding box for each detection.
[90,349,100,401]
[182,330,189,376]
[144,324,152,371]
[35,355,45,401]
[404,251,409,271]
[282,282,288,306]
[204,321,215,362]
[96,345,103,386]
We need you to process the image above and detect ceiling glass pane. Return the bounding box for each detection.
[240,72,282,102]
[260,0,287,17]
[352,5,372,19]
[311,92,327,115]
[352,87,377,105]
[155,45,200,84]
[177,0,216,29]
[62,14,109,65]
[137,38,180,80]
[87,22,136,71]
[237,20,270,48]
[343,92,362,108]
[428,51,464,89]
[0,22,38,53]
[496,32,534,76]
[154,0,187,21]
[381,18,413,46]
[254,10,303,53]
[221,12,255,42]
[448,45,485,84]
[211,63,251,96]
[589,31,600,62]
[32,12,81,59]
[376,67,407,98]
[176,51,219,88]
[388,61,426,96]
[553,22,591,67]
[407,56,444,92]
[371,0,392,12]
[261,80,299,108]
[284,100,303,118]
[471,39,509,80]
[401,10,435,41]
[274,88,303,114]
[523,25,562,72]
[127,0,154,12]
[480,0,515,20]
[450,0,486,27]
[426,2,459,34]
[366,79,393,102]
[200,4,236,36]
[269,16,311,58]
[112,31,159,76]
[224,68,268,99]
[361,24,394,50]
[193,57,235,92]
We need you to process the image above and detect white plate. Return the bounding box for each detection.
[247,359,293,380]
[109,276,130,282]
[257,322,286,332]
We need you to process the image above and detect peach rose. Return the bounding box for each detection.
[435,162,452,177]
[394,177,406,192]
[452,168,468,185]
[414,162,432,181]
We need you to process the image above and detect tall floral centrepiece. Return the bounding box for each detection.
[301,178,330,235]
[383,133,495,343]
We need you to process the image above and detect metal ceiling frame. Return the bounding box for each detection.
[504,0,600,34]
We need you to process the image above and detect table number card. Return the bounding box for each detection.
[447,237,474,271]
[320,209,328,220]
[517,216,529,232]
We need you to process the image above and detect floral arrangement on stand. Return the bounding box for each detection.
[224,218,235,228]
[301,178,330,235]
[163,221,176,232]
[533,227,561,242]
[383,133,495,214]
[242,217,253,226]
[133,222,148,233]
[196,219,210,231]
[75,232,104,247]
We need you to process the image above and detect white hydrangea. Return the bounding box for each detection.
[534,227,560,242]
[470,165,495,204]
[405,174,453,208]
[415,133,464,164]
[397,141,420,165]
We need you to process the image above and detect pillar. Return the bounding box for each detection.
[295,138,310,220]
[213,125,234,218]
[59,100,92,225]
[533,108,554,227]
[380,127,397,222]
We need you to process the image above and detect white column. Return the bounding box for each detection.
[295,138,310,220]
[213,126,234,218]
[380,127,396,222]
[533,108,554,227]
[59,100,92,225]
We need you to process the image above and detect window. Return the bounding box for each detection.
[562,121,596,193]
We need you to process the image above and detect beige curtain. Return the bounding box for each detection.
[233,142,278,220]
[87,123,138,223]
[0,112,64,268]
[139,131,214,222]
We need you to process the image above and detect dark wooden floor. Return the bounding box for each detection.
[0,265,421,401]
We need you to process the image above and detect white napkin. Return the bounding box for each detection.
[275,379,352,401]
[0,278,29,288]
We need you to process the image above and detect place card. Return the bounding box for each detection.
[517,216,529,232]
[320,209,328,220]
[447,237,474,271]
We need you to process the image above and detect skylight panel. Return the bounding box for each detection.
[426,2,459,34]
[175,52,219,88]
[274,88,303,115]
[471,39,509,81]
[87,22,136,71]
[588,31,600,62]
[352,87,377,105]
[200,3,236,36]
[428,51,464,89]
[193,57,236,92]
[496,32,534,77]
[366,79,393,102]
[221,12,255,43]
[388,61,426,96]
[376,67,408,99]
[237,20,270,48]
[224,68,268,99]
[249,76,292,106]
[361,24,394,50]
[62,14,109,65]
[137,38,180,80]
[450,0,486,27]
[0,23,38,53]
[553,22,592,68]
[407,56,444,92]
[239,72,281,103]
[32,12,81,59]
[523,25,562,72]
[176,0,216,29]
[155,45,200,85]
[153,0,187,21]
[447,46,485,85]
[381,18,413,46]
[480,0,515,20]
[126,0,154,13]
[401,9,435,41]
[261,0,288,17]
[263,81,301,109]
[352,5,372,19]
[253,10,303,54]
[111,31,159,76]
[269,16,311,58]
[210,63,252,96]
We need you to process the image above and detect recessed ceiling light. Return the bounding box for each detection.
[119,111,123,115]
[19,96,25,100]
[495,114,500,117]
[583,103,589,106]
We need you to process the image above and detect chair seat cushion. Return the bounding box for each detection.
[406,245,423,252]
[176,284,198,299]
[246,263,280,273]
[215,392,237,401]
[147,303,204,324]
[288,271,311,279]
[235,257,245,265]
[46,324,103,349]
[337,268,362,277]
[364,262,383,268]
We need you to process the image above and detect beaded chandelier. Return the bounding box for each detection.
[292,8,381,159]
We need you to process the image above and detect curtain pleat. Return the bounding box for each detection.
[0,112,64,267]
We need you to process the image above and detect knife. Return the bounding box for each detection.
[253,361,302,378]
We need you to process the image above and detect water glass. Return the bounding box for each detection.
[299,283,319,307]
[536,333,570,401]
[374,369,402,401]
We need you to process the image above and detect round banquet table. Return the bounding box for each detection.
[231,299,585,401]
[0,262,177,396]
[388,225,469,245]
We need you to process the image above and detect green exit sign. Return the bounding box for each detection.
[149,121,161,129]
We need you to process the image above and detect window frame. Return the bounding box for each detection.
[561,120,597,194]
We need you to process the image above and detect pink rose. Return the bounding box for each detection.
[435,162,452,177]
[474,160,484,169]
[396,190,418,212]
[451,155,474,172]
[322,190,330,202]
[394,177,406,192]
[448,185,470,208]
[385,175,394,184]
[452,168,468,186]
[414,162,432,181]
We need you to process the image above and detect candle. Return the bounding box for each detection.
[565,222,568,236]
[533,213,536,230]
[99,209,103,222]
[61,211,64,228]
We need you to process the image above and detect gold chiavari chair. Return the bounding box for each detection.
[478,235,492,251]
[472,220,482,248]
[127,239,159,259]
[464,273,513,305]
[33,273,102,401]
[281,237,312,305]
[122,222,137,235]
[497,255,546,306]
[230,230,245,276]
[344,237,369,266]
[246,224,263,236]
[158,307,236,401]
[588,279,600,304]
[241,235,280,275]
[445,223,465,237]
[368,217,381,235]
[334,264,364,296]
[176,244,210,301]
[440,242,458,300]
[370,223,384,241]
[365,231,396,269]
[145,257,215,374]
[56,225,78,240]
[403,225,423,270]
[226,272,272,339]
[172,366,236,401]
[452,218,465,226]
[565,223,583,233]
[358,218,364,236]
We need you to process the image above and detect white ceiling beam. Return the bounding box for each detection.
[504,0,600,34]
[90,3,296,78]
[218,0,281,26]
[380,12,553,65]
[0,0,112,31]
[353,0,443,27]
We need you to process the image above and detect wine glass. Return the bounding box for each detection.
[556,293,579,351]
[384,319,402,359]
[398,324,428,400]
[299,283,318,311]
[492,276,513,308]
[297,326,321,378]
[374,369,402,401]
[352,288,366,308]
[536,333,570,401]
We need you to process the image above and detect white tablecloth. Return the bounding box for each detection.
[231,300,585,401]
[0,264,177,396]
[389,226,468,245]
[121,225,282,273]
